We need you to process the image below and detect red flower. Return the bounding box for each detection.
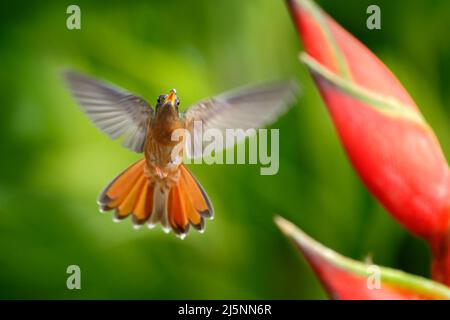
[287,0,450,284]
[276,216,450,299]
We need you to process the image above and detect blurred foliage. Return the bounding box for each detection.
[0,0,449,299]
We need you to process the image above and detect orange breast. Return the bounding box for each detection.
[143,116,186,191]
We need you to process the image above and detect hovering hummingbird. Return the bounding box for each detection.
[64,71,298,238]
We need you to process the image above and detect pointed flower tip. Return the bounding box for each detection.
[275,216,450,300]
[274,215,295,236]
[274,215,324,257]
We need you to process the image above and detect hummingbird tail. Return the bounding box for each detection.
[97,158,154,225]
[164,165,214,236]
[97,160,213,235]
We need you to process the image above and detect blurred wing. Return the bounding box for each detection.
[64,71,153,153]
[184,80,299,158]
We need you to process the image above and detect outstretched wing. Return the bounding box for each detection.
[64,71,153,153]
[183,80,299,158]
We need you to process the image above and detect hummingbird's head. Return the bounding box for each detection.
[156,89,180,114]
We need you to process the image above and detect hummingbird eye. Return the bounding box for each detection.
[157,95,166,104]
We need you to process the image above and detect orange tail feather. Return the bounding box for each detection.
[97,160,213,236]
[167,165,213,237]
[98,158,154,225]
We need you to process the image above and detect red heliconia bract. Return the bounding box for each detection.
[286,0,450,284]
[275,217,450,300]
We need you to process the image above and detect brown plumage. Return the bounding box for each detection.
[64,71,298,238]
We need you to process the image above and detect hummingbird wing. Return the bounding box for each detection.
[183,80,299,158]
[64,71,153,153]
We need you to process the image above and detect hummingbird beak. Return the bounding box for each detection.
[165,89,176,105]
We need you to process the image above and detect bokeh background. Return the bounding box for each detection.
[0,0,449,299]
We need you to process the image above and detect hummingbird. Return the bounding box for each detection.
[64,71,298,238]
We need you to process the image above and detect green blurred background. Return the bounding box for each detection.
[0,0,449,299]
